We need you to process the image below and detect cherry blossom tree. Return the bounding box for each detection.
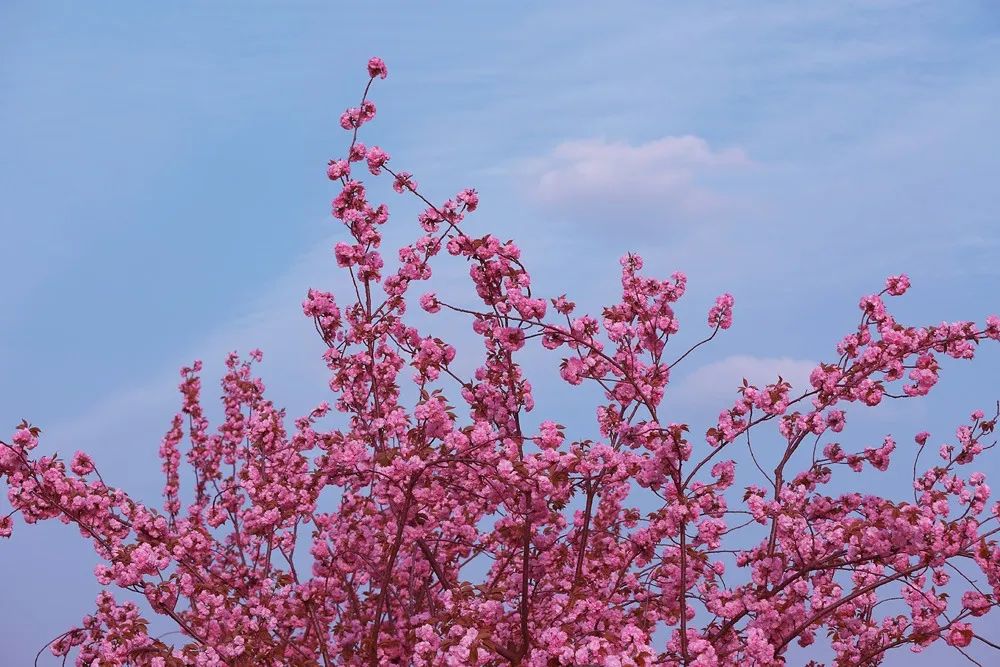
[4,57,1000,667]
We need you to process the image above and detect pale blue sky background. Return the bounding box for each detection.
[2,2,999,664]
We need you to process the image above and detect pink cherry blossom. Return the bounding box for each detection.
[367,56,388,79]
[3,56,1000,667]
[707,292,735,329]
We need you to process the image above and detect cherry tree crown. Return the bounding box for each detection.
[3,56,1000,667]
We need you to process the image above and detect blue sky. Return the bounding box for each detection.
[2,2,999,664]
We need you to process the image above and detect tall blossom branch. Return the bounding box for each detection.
[4,57,1000,666]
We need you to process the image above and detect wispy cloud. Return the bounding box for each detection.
[41,236,342,470]
[523,136,751,225]
[39,225,483,470]
[673,354,815,407]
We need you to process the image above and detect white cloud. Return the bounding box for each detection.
[524,136,750,223]
[674,354,815,407]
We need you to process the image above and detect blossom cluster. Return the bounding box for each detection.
[3,58,1000,667]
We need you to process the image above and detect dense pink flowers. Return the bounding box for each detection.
[457,187,479,211]
[4,56,1000,667]
[365,145,389,174]
[367,56,388,79]
[707,292,734,329]
[327,158,350,180]
[885,273,911,296]
[987,314,1000,340]
[70,450,95,476]
[392,170,415,193]
[419,292,441,313]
